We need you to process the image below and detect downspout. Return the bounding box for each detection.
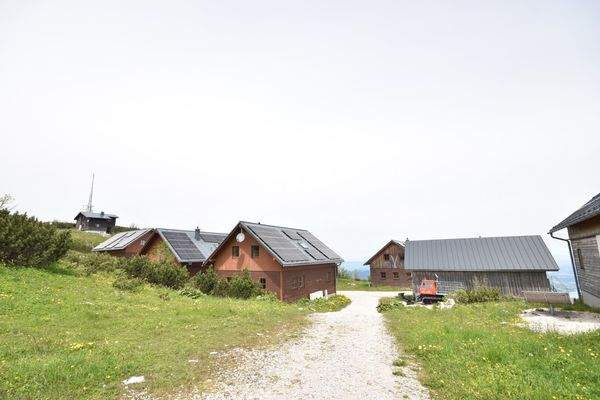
[549,231,582,300]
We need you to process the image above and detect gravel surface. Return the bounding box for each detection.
[194,291,430,400]
[520,308,600,335]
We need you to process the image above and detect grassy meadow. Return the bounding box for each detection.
[383,301,600,400]
[337,277,405,292]
[0,265,307,400]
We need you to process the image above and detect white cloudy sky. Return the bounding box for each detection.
[1,1,599,263]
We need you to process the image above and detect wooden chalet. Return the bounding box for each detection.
[74,211,118,234]
[364,240,411,287]
[205,221,343,302]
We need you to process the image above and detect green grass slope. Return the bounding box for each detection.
[0,265,306,400]
[383,301,600,400]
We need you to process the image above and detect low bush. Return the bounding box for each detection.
[452,285,500,304]
[67,229,107,253]
[122,256,188,289]
[297,294,351,312]
[228,270,262,299]
[191,268,263,299]
[191,267,219,294]
[377,297,405,312]
[62,251,121,275]
[0,210,71,267]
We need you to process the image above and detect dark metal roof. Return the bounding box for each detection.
[206,221,343,267]
[405,235,558,272]
[74,211,118,220]
[549,193,600,233]
[157,228,227,263]
[93,229,152,251]
[363,240,405,266]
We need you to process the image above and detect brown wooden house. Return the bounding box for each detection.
[405,235,558,296]
[93,228,154,257]
[205,221,343,302]
[364,240,411,287]
[550,193,600,307]
[74,211,118,234]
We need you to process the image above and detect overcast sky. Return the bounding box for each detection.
[1,1,599,263]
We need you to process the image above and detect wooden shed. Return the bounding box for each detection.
[550,192,600,307]
[404,235,558,296]
[205,221,343,302]
[364,240,411,287]
[74,211,118,234]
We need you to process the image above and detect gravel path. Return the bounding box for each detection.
[198,291,430,400]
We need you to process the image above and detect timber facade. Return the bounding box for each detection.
[364,240,411,287]
[550,194,600,307]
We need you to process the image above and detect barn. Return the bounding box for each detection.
[74,211,118,234]
[364,240,411,287]
[205,221,343,302]
[93,228,154,257]
[549,192,600,307]
[404,235,558,296]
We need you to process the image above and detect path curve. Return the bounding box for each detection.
[200,291,429,400]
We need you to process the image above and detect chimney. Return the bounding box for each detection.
[195,227,201,240]
[100,211,105,217]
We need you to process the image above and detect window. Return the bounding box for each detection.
[251,245,259,258]
[140,240,146,246]
[577,248,585,270]
[226,276,232,282]
[232,246,240,257]
[393,272,400,280]
[384,253,390,261]
[259,277,267,289]
[298,275,304,288]
[381,272,387,280]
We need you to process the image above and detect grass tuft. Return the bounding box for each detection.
[297,294,351,313]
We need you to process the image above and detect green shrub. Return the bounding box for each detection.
[112,274,143,292]
[122,256,188,289]
[377,297,405,312]
[62,251,121,275]
[212,278,231,297]
[228,270,262,299]
[256,292,279,302]
[453,285,500,304]
[192,267,219,294]
[0,210,71,267]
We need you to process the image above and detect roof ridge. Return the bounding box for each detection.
[239,221,309,232]
[407,235,541,242]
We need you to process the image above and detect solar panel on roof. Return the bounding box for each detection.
[162,231,204,261]
[298,232,340,260]
[304,247,326,261]
[94,232,128,250]
[282,229,302,240]
[199,232,227,243]
[247,225,309,263]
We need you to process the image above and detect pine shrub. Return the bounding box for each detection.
[0,210,71,267]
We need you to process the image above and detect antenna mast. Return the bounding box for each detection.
[86,173,95,212]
